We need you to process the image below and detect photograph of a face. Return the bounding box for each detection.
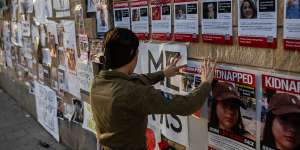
[175,4,187,20]
[203,2,217,19]
[240,0,257,19]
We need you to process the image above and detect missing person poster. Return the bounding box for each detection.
[139,43,189,147]
[131,0,150,40]
[208,65,257,150]
[96,3,109,38]
[113,1,131,29]
[238,0,277,48]
[283,0,300,50]
[174,0,199,42]
[151,0,172,40]
[202,0,233,45]
[35,81,59,142]
[260,73,300,150]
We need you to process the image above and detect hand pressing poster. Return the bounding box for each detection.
[260,73,300,150]
[96,3,109,38]
[33,0,52,23]
[174,0,199,42]
[113,1,131,29]
[82,101,97,134]
[208,65,257,150]
[53,0,70,17]
[283,0,300,50]
[131,0,150,40]
[35,81,59,142]
[151,0,172,40]
[202,0,233,45]
[139,43,189,147]
[238,0,277,48]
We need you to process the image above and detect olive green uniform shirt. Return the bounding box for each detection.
[90,70,211,150]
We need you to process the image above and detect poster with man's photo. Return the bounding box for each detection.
[202,0,233,45]
[131,0,150,40]
[238,0,277,48]
[96,3,109,39]
[174,0,199,42]
[139,43,189,147]
[208,65,257,150]
[53,0,70,17]
[260,73,300,150]
[151,0,172,41]
[71,99,84,124]
[113,1,131,30]
[283,0,300,50]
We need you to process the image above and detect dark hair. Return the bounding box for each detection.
[103,28,139,69]
[208,98,249,136]
[262,111,300,150]
[240,0,257,19]
[262,111,276,148]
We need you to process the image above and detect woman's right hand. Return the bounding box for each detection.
[201,58,216,84]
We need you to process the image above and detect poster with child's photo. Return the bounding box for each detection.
[71,99,84,124]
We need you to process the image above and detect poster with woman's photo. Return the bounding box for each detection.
[113,1,130,30]
[96,3,109,39]
[174,0,199,42]
[53,0,70,17]
[131,0,150,40]
[283,0,300,50]
[261,73,300,150]
[151,0,172,41]
[202,0,233,45]
[208,65,257,150]
[238,0,277,48]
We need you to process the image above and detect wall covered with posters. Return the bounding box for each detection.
[0,0,300,150]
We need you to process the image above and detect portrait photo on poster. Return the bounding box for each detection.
[152,6,161,20]
[132,8,140,21]
[175,4,187,20]
[240,0,257,19]
[286,0,300,19]
[203,2,217,19]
